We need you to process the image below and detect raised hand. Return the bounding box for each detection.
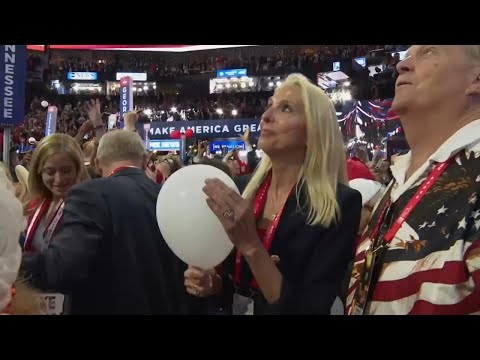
[85,99,102,128]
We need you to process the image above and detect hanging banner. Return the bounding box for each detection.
[119,76,133,128]
[0,45,27,127]
[45,106,58,136]
[143,123,151,149]
[146,118,261,140]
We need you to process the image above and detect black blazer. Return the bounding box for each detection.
[21,168,193,315]
[218,175,361,315]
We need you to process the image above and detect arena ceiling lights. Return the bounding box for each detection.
[36,45,258,52]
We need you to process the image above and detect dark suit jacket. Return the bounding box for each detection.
[21,167,193,315]
[217,174,361,315]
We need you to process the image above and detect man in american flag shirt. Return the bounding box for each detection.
[346,45,480,315]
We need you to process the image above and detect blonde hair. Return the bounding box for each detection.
[28,134,89,201]
[0,161,15,194]
[96,130,147,165]
[243,73,347,227]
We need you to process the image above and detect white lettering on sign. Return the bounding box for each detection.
[37,293,65,315]
[148,122,261,137]
[3,45,16,119]
[4,74,13,86]
[68,72,97,80]
[233,124,260,133]
[4,97,13,107]
[5,63,14,74]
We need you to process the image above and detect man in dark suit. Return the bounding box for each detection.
[21,130,193,315]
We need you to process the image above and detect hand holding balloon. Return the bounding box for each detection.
[202,178,261,256]
[156,165,237,269]
[184,266,220,297]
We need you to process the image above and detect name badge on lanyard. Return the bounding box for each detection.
[233,293,254,316]
[349,157,455,315]
[37,293,66,315]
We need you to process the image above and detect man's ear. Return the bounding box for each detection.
[94,158,103,177]
[466,69,480,96]
[141,154,149,170]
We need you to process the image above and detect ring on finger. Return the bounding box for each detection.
[223,209,234,219]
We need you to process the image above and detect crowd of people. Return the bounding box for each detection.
[10,91,271,144]
[47,45,399,81]
[1,46,479,316]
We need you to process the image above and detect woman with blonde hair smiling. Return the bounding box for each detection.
[184,73,362,315]
[23,133,89,254]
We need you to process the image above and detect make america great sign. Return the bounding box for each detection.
[147,118,261,140]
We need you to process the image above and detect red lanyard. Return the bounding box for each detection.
[234,172,292,289]
[25,199,51,252]
[42,200,65,249]
[108,166,138,177]
[25,199,64,252]
[370,157,454,246]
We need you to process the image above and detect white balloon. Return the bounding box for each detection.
[156,165,238,270]
[41,101,48,108]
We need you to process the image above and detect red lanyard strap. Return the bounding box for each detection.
[371,157,454,246]
[25,199,65,252]
[234,172,292,290]
[25,199,50,252]
[42,201,65,249]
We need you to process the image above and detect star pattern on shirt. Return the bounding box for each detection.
[437,206,448,215]
[471,210,480,220]
[475,219,480,231]
[419,221,428,230]
[428,221,436,228]
[458,217,467,230]
[468,193,478,205]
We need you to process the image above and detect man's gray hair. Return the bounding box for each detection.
[464,45,480,63]
[97,130,147,164]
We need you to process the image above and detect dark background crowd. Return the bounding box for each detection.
[14,44,408,143]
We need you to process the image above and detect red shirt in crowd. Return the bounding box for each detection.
[346,157,375,181]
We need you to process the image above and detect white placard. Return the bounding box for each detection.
[37,293,65,315]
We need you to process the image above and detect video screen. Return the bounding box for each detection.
[317,71,350,90]
[354,57,366,68]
